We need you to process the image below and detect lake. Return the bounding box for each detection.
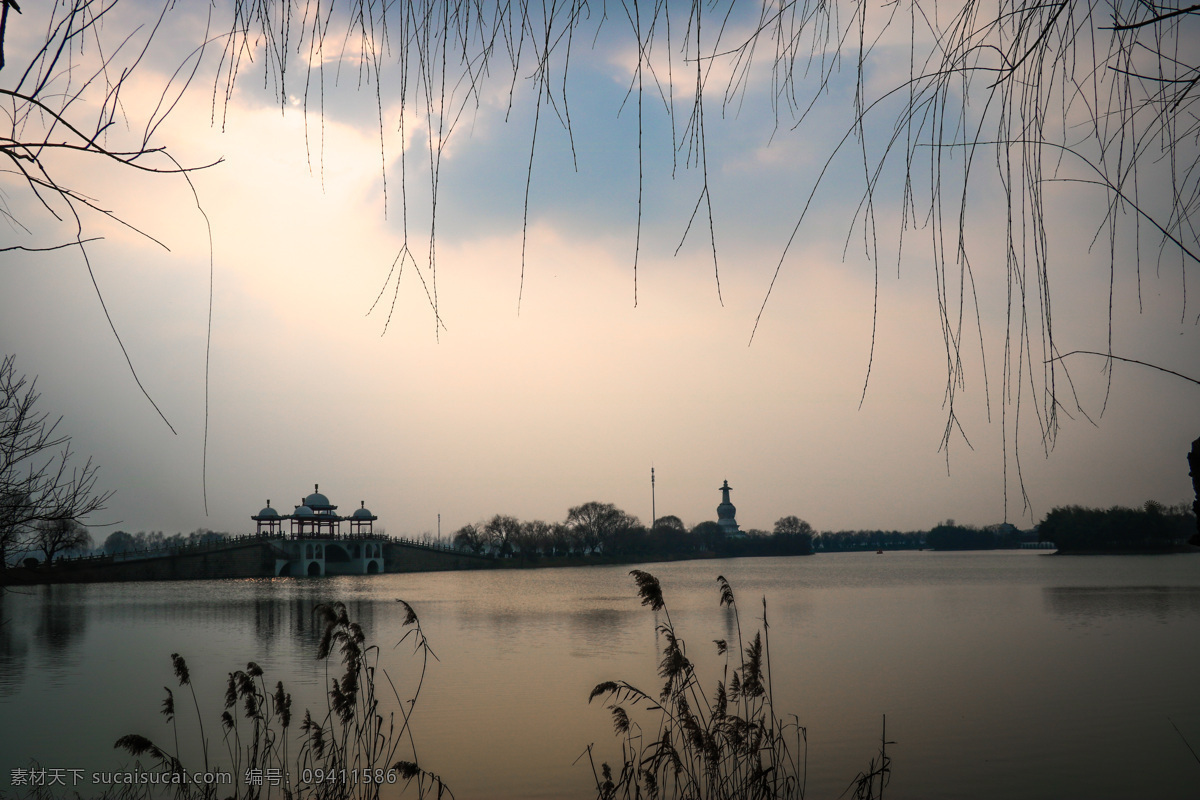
[2,550,1199,798]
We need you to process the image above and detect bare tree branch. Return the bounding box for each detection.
[1048,350,1200,387]
[1,354,111,567]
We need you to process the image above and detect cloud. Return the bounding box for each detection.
[3,0,1196,540]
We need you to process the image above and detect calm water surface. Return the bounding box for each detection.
[2,551,1199,798]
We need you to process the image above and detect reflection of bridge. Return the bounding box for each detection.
[270,535,386,576]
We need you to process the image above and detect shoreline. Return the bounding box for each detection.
[1049,543,1200,556]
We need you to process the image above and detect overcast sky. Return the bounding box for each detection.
[2,1,1197,540]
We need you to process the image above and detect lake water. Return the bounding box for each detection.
[2,551,1199,798]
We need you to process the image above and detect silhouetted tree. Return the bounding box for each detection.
[517,520,554,557]
[927,523,996,551]
[646,515,691,554]
[1040,503,1196,552]
[653,515,685,532]
[452,523,486,555]
[769,516,815,555]
[545,522,572,556]
[1,355,111,567]
[0,489,31,567]
[691,521,725,553]
[566,502,639,555]
[1190,438,1200,544]
[102,530,137,555]
[187,528,226,545]
[773,516,809,536]
[31,518,92,564]
[484,515,522,557]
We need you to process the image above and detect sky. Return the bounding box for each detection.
[2,0,1197,541]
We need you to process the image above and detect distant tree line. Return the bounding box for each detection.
[814,530,927,552]
[451,503,815,560]
[14,519,94,565]
[814,520,1057,551]
[4,524,238,568]
[924,522,1025,551]
[38,499,1195,569]
[100,529,229,555]
[1039,502,1197,552]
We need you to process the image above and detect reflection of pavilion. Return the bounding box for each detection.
[251,485,384,577]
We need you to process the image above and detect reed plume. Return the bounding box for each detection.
[106,601,449,800]
[587,571,889,800]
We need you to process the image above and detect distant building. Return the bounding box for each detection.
[251,501,284,535]
[716,479,741,537]
[251,484,378,538]
[250,484,383,576]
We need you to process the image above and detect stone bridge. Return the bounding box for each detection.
[272,536,386,577]
[1,533,494,585]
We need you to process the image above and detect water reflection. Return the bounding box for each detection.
[3,555,1200,800]
[35,584,89,657]
[1044,585,1200,625]
[0,593,30,697]
[567,607,629,658]
[0,582,390,698]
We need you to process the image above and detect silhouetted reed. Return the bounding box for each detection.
[110,601,449,800]
[587,571,890,800]
[845,718,891,800]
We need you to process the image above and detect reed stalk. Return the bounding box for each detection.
[107,602,450,800]
[587,571,889,800]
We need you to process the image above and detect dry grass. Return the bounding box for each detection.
[109,601,450,800]
[586,571,890,800]
[4,579,894,800]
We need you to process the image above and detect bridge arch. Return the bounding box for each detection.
[325,543,352,563]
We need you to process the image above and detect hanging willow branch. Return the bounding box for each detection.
[4,0,1196,520]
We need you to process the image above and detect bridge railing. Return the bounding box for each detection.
[386,535,488,556]
[39,530,483,566]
